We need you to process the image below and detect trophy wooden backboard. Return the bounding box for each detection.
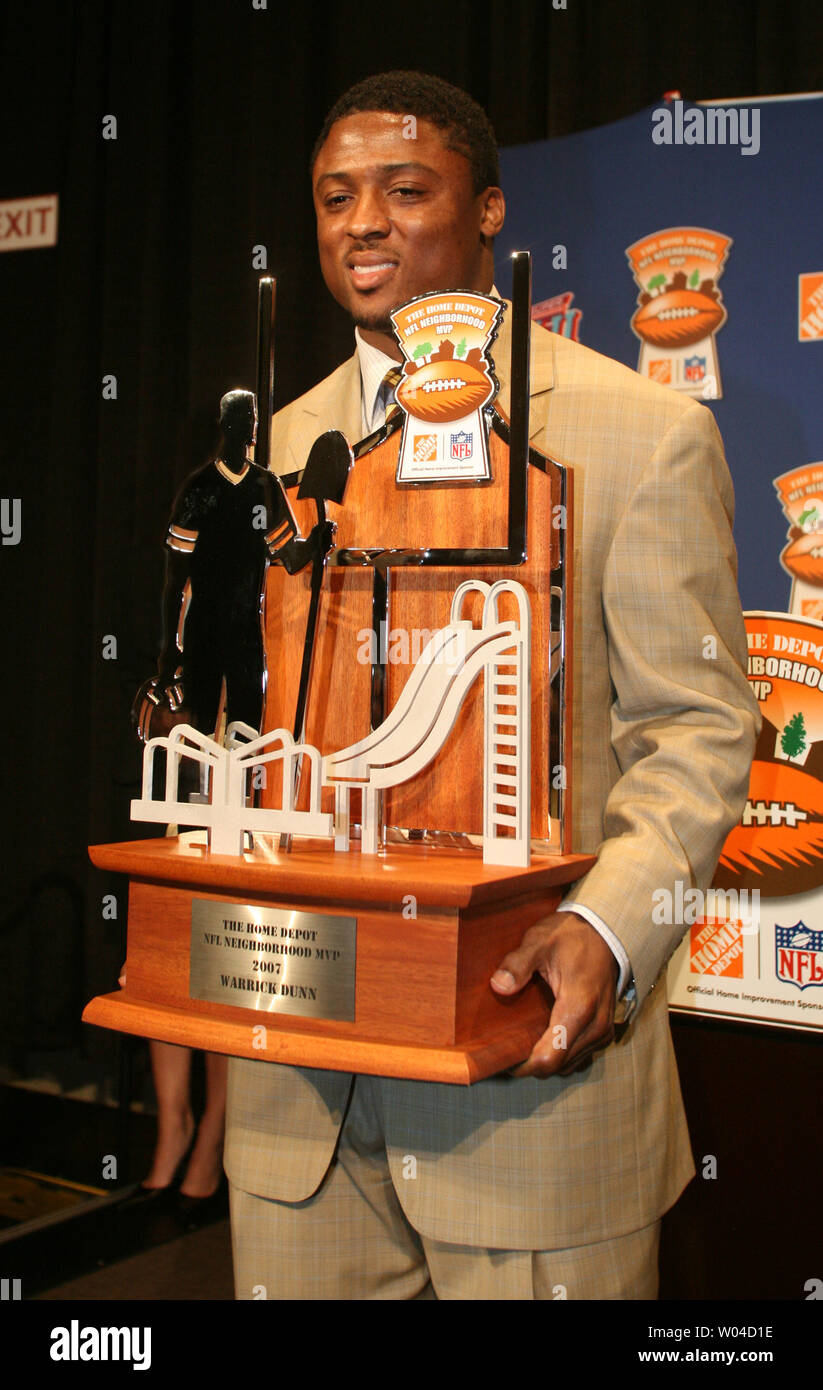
[261,408,572,853]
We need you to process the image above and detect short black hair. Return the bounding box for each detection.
[311,71,500,194]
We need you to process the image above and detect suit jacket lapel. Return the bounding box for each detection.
[491,301,555,451]
[284,352,363,474]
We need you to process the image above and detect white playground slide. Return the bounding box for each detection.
[323,579,531,863]
[323,620,521,790]
[131,580,531,866]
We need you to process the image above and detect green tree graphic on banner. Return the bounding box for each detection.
[781,711,808,758]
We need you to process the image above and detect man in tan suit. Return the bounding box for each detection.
[225,72,760,1299]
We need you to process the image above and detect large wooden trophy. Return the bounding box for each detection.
[84,258,595,1083]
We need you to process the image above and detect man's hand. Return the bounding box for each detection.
[490,911,619,1079]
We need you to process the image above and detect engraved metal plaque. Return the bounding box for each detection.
[189,901,356,1021]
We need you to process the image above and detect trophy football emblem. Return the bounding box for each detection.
[390,290,504,482]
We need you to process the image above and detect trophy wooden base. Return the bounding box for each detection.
[84,836,595,1085]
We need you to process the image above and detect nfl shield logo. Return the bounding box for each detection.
[450,430,472,461]
[775,921,823,990]
[685,355,706,383]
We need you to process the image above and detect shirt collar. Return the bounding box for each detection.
[355,328,401,435]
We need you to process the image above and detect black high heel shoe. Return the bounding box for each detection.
[176,1173,229,1228]
[139,1135,196,1198]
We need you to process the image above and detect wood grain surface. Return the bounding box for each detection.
[262,422,570,846]
[84,838,595,1083]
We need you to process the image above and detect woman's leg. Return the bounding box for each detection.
[180,1050,228,1198]
[143,1040,196,1189]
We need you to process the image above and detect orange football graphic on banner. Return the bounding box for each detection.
[780,530,823,585]
[632,288,726,348]
[717,758,823,896]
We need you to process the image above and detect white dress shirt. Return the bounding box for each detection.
[355,327,403,436]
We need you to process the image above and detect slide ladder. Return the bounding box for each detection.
[327,579,531,863]
[484,637,530,865]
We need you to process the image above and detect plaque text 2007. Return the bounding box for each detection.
[189,901,356,1020]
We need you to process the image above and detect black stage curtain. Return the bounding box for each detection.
[1,0,822,1059]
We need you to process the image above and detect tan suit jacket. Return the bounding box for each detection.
[224,312,760,1250]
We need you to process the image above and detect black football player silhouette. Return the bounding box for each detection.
[134,389,332,742]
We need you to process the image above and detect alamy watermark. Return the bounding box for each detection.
[652,99,760,157]
[356,623,470,666]
[50,1321,151,1370]
[652,882,760,932]
[1,498,21,545]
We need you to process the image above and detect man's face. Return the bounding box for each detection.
[312,111,504,345]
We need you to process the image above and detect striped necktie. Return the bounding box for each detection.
[381,366,404,427]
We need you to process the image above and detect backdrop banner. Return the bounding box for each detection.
[497,95,823,1031]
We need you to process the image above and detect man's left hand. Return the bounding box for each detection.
[490,911,619,1079]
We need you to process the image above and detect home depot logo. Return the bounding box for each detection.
[413,434,437,464]
[798,273,823,342]
[689,916,746,978]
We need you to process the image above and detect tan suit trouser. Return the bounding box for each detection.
[229,1075,660,1301]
